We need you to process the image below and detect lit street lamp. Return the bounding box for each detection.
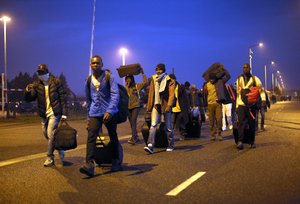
[119,48,128,66]
[0,16,11,116]
[249,42,263,73]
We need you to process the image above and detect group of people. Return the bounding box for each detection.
[24,55,268,177]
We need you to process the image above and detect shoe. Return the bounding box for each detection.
[210,137,216,141]
[250,143,256,148]
[128,137,139,145]
[79,162,95,177]
[217,136,223,141]
[44,157,54,167]
[229,125,233,130]
[59,150,65,160]
[111,159,122,172]
[144,144,153,154]
[222,127,226,131]
[237,142,244,150]
[166,147,174,152]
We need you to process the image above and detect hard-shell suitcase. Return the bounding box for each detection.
[186,120,201,138]
[117,63,142,78]
[233,121,250,144]
[94,136,123,166]
[54,121,77,150]
[141,121,168,148]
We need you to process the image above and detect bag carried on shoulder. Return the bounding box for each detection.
[240,76,260,106]
[54,120,78,150]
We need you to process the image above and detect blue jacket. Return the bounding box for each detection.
[85,70,119,117]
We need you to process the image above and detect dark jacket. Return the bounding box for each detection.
[175,82,190,125]
[24,74,67,118]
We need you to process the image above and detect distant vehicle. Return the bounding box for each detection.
[16,101,37,113]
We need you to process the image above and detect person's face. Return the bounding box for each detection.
[90,57,103,73]
[126,77,132,85]
[156,68,164,75]
[243,64,251,75]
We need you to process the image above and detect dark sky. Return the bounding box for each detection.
[1,0,300,96]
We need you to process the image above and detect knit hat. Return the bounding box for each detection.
[37,64,49,75]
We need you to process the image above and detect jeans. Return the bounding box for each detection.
[128,107,140,139]
[149,107,174,148]
[86,114,119,162]
[41,114,61,159]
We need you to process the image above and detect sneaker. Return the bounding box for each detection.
[79,162,95,177]
[222,127,226,131]
[217,135,223,141]
[229,125,233,130]
[144,144,154,154]
[127,137,139,145]
[237,142,244,150]
[44,158,54,167]
[166,147,174,152]
[250,143,256,148]
[59,150,65,160]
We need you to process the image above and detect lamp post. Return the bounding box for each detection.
[249,42,263,73]
[119,48,128,66]
[0,16,11,116]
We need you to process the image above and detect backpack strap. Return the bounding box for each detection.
[87,69,111,93]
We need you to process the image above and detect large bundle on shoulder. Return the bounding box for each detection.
[202,62,231,104]
[117,63,142,78]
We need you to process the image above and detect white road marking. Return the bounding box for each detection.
[166,171,206,196]
[0,134,131,168]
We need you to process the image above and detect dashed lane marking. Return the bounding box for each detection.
[166,171,206,196]
[0,134,131,168]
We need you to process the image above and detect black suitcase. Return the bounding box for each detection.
[117,63,142,78]
[233,121,250,144]
[54,121,77,150]
[141,121,168,148]
[186,120,201,138]
[94,136,123,166]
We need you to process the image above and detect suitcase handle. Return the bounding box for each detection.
[58,120,70,127]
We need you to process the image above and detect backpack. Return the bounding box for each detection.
[240,76,260,107]
[87,70,129,124]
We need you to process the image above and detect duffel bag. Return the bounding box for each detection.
[54,120,78,150]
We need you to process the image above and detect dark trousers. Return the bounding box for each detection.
[86,115,119,162]
[171,112,187,136]
[128,107,140,139]
[237,106,257,144]
[255,107,265,129]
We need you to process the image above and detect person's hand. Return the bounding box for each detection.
[103,112,112,122]
[61,115,67,121]
[165,105,171,112]
[26,84,34,91]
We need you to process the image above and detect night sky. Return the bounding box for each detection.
[1,0,299,96]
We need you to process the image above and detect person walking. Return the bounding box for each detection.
[24,64,67,167]
[80,55,121,177]
[144,63,175,153]
[235,63,266,149]
[125,69,148,145]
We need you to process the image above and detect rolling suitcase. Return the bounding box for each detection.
[94,136,123,166]
[141,121,168,148]
[233,121,250,144]
[185,120,201,138]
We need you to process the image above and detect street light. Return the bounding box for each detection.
[249,42,263,73]
[119,48,128,66]
[0,16,11,116]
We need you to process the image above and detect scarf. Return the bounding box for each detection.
[154,73,167,105]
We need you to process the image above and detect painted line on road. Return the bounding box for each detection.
[0,134,131,168]
[166,171,206,196]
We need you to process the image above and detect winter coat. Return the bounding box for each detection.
[146,74,175,113]
[24,74,67,118]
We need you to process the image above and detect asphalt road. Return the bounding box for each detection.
[1,101,300,204]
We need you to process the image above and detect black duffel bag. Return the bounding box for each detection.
[54,120,78,150]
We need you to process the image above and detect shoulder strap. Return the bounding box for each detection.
[87,69,111,92]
